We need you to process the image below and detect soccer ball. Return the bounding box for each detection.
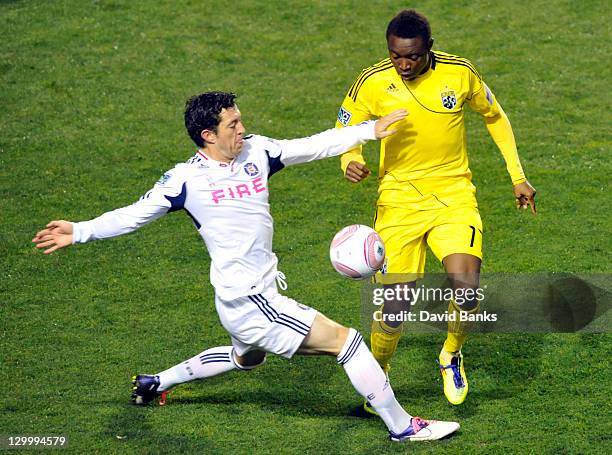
[329,224,385,279]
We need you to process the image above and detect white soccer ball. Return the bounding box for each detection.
[329,224,385,279]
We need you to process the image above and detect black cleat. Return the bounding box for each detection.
[131,374,166,405]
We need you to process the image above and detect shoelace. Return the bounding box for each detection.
[411,417,429,433]
[437,359,464,388]
[276,271,288,291]
[392,416,431,439]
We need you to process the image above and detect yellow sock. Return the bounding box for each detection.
[443,300,480,354]
[371,310,403,372]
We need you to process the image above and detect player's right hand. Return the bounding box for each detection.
[513,181,537,214]
[374,109,408,139]
[32,220,74,254]
[345,161,371,183]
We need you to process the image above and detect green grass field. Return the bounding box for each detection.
[2,0,610,453]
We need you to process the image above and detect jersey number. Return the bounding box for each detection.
[469,226,476,248]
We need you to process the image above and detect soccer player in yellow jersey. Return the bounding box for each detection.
[336,10,536,408]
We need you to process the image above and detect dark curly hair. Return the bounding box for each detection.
[386,9,431,43]
[184,91,237,147]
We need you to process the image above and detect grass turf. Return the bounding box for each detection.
[1,0,610,453]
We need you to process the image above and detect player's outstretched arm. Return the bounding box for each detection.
[32,220,74,254]
[273,109,407,171]
[32,188,174,254]
[513,181,537,214]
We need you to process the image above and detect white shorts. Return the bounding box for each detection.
[215,287,318,359]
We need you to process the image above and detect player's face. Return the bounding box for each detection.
[210,105,246,161]
[387,35,432,81]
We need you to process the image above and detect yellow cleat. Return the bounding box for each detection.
[363,399,379,416]
[438,349,468,405]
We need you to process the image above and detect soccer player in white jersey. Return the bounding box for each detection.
[32,91,459,442]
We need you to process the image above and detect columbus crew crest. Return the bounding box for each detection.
[440,90,457,109]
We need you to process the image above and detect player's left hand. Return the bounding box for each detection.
[32,220,74,254]
[513,181,537,214]
[374,109,408,139]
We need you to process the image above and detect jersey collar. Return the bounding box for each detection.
[197,149,233,168]
[429,51,436,70]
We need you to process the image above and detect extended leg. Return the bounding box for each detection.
[132,347,266,405]
[299,313,459,441]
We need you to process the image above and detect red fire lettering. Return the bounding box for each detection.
[212,189,225,204]
[235,184,251,198]
[252,177,266,193]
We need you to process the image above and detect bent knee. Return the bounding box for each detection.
[298,313,351,356]
[234,349,267,370]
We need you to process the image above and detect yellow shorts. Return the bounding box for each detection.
[374,203,483,277]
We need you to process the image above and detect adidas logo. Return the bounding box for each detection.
[386,83,399,93]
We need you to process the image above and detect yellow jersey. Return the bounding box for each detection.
[336,51,525,208]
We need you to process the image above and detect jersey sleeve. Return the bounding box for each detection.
[262,121,377,172]
[72,168,186,243]
[466,71,526,184]
[466,65,501,118]
[335,75,376,172]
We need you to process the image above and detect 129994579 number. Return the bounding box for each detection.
[2,435,68,448]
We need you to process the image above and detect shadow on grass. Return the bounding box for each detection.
[144,359,352,418]
[468,333,545,401]
[374,332,546,420]
[100,358,383,453]
[137,333,546,417]
[100,332,549,451]
[102,407,219,453]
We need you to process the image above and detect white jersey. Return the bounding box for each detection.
[72,121,376,300]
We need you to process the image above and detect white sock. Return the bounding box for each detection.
[337,329,412,435]
[157,346,240,392]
